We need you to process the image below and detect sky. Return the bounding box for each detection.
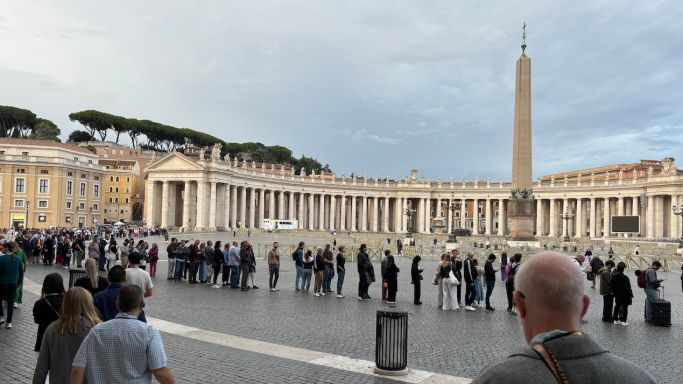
[0,1,681,181]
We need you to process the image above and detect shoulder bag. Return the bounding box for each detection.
[448,270,460,286]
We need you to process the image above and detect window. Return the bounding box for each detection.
[81,174,86,179]
[66,201,72,209]
[65,216,71,223]
[16,168,25,173]
[22,151,29,156]
[125,197,129,204]
[14,199,24,207]
[0,150,5,155]
[109,186,113,193]
[79,202,85,210]
[74,157,79,161]
[39,179,49,193]
[94,176,99,181]
[115,176,120,182]
[110,176,114,182]
[38,200,48,208]
[66,180,73,195]
[88,160,93,164]
[125,187,130,193]
[38,215,46,223]
[104,209,108,213]
[67,171,73,177]
[15,178,25,193]
[93,184,100,198]
[115,187,119,193]
[115,197,119,203]
[126,177,130,182]
[109,197,113,203]
[92,203,99,210]
[40,170,49,174]
[80,182,86,197]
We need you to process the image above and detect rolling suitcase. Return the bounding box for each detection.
[651,286,671,326]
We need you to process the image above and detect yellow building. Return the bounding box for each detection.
[0,138,106,229]
[100,159,143,223]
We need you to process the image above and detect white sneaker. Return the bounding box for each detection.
[465,306,476,311]
[212,284,221,289]
[477,303,485,308]
[13,303,18,308]
[453,305,460,311]
[270,288,275,291]
[5,323,11,329]
[613,321,620,325]
[336,294,344,298]
[621,322,629,326]
[0,316,4,324]
[314,293,320,297]
[357,296,364,301]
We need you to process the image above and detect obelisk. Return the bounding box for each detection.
[509,23,536,240]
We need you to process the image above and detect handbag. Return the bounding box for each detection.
[448,270,460,286]
[586,272,594,281]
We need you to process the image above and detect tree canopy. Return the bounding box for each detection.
[0,105,60,141]
[68,109,330,173]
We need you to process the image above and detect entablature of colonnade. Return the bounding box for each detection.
[534,175,683,200]
[146,152,516,198]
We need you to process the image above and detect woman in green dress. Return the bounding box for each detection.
[9,242,27,308]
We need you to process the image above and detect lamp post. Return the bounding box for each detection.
[448,198,460,236]
[672,205,683,247]
[25,200,30,229]
[402,201,416,236]
[561,210,574,242]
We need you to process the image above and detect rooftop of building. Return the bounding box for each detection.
[0,138,96,156]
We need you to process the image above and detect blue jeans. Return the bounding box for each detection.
[644,288,658,321]
[295,265,302,290]
[500,264,507,282]
[269,264,280,289]
[337,270,345,295]
[198,262,207,282]
[230,265,240,288]
[301,269,312,292]
[98,254,106,271]
[323,267,333,293]
[485,280,495,308]
[174,259,186,281]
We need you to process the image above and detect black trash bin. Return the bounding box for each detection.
[68,268,87,288]
[375,308,408,375]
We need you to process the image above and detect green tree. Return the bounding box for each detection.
[67,130,92,142]
[0,105,37,138]
[29,118,61,141]
[69,110,115,141]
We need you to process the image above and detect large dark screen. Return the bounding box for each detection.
[611,216,640,233]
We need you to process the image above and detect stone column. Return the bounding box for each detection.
[288,192,295,220]
[196,181,206,228]
[268,190,275,219]
[618,196,625,216]
[424,198,431,233]
[248,188,256,228]
[535,199,543,235]
[339,195,346,231]
[632,196,639,216]
[230,185,237,229]
[447,199,453,234]
[297,193,305,229]
[182,181,192,229]
[485,199,492,235]
[351,196,357,232]
[416,198,424,233]
[370,197,377,232]
[548,199,556,237]
[472,198,479,235]
[224,184,231,229]
[308,194,315,230]
[160,181,170,227]
[208,182,217,229]
[239,186,246,228]
[278,191,285,219]
[669,195,678,238]
[329,195,336,231]
[575,199,583,238]
[145,181,156,225]
[460,199,466,229]
[258,189,265,227]
[561,198,569,237]
[317,194,325,230]
[497,199,505,235]
[401,199,408,232]
[361,196,368,231]
[589,198,596,238]
[383,197,390,233]
[603,197,610,237]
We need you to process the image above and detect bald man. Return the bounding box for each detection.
[472,251,655,384]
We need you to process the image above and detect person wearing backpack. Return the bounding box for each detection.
[643,260,663,324]
[505,253,522,315]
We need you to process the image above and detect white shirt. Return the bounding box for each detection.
[126,266,153,292]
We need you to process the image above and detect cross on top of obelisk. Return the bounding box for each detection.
[521,22,527,54]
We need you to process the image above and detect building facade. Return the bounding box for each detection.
[100,159,143,223]
[0,139,106,229]
[145,150,683,240]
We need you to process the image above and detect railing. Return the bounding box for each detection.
[0,154,105,170]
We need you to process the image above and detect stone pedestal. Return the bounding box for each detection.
[509,199,535,241]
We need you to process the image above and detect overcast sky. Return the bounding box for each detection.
[1,1,681,180]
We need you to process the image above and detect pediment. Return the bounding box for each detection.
[146,152,204,172]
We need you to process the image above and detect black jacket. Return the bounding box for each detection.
[611,271,633,305]
[484,261,496,281]
[464,258,476,284]
[411,262,422,284]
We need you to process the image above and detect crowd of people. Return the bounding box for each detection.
[0,225,679,383]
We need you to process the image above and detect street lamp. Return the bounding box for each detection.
[25,200,30,229]
[448,197,461,235]
[561,210,574,242]
[402,201,416,236]
[672,205,683,247]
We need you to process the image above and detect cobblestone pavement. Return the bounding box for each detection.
[3,233,682,383]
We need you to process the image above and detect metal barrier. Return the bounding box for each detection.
[68,268,87,288]
[375,308,409,375]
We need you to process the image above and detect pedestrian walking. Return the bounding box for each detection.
[33,287,102,384]
[33,273,65,351]
[611,262,633,326]
[267,242,280,291]
[386,255,399,305]
[484,253,497,311]
[336,246,346,298]
[411,256,423,305]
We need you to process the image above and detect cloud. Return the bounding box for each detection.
[351,129,401,145]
